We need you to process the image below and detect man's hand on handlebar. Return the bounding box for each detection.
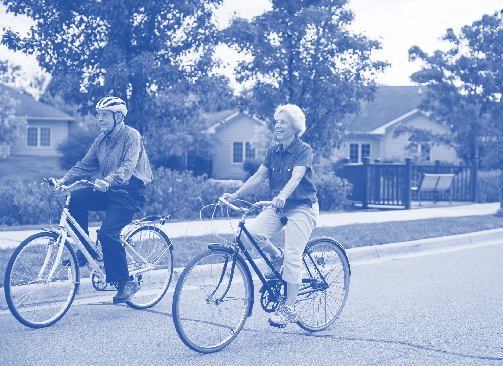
[93,179,109,192]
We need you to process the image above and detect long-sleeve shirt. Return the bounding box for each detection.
[62,122,153,187]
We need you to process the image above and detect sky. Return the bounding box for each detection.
[0,0,502,92]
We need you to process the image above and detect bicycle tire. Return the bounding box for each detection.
[4,231,79,328]
[172,249,252,353]
[124,226,173,309]
[296,237,350,332]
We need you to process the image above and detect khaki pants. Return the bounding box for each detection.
[246,203,319,284]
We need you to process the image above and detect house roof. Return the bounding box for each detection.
[347,86,426,133]
[204,109,265,134]
[0,84,74,120]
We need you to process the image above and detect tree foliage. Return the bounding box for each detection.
[0,87,27,145]
[223,0,388,156]
[1,0,236,168]
[407,12,503,166]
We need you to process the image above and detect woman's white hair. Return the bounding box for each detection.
[274,104,306,137]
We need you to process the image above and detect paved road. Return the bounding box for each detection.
[0,202,499,249]
[1,244,502,365]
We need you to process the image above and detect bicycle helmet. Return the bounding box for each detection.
[96,96,128,116]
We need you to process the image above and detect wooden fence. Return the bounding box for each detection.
[341,157,478,209]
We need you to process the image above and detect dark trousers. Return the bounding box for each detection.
[68,187,145,283]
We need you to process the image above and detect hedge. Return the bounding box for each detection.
[0,168,351,226]
[477,170,501,203]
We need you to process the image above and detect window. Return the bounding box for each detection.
[26,127,51,147]
[245,142,255,159]
[27,127,38,147]
[233,142,243,163]
[233,141,256,163]
[420,143,431,161]
[40,128,51,146]
[349,143,359,163]
[349,142,371,163]
[361,143,370,159]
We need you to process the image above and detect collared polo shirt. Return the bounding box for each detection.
[63,122,153,187]
[262,137,317,210]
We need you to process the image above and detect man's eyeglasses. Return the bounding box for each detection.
[96,112,112,119]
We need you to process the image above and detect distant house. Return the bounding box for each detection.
[343,86,458,164]
[205,110,267,180]
[0,84,74,157]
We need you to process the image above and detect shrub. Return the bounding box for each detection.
[0,168,352,226]
[477,170,501,203]
[57,126,99,170]
[243,158,262,180]
[315,172,352,211]
[0,182,55,226]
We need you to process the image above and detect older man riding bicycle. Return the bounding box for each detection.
[55,96,153,304]
[223,104,319,327]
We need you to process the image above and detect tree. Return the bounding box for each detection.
[0,87,28,146]
[1,0,235,167]
[407,12,503,166]
[223,0,388,156]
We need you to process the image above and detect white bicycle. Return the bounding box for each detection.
[4,179,174,328]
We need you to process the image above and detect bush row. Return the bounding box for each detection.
[0,169,352,226]
[477,170,501,203]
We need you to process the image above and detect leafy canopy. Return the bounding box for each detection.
[406,12,503,165]
[224,0,388,156]
[1,0,236,169]
[0,87,28,146]
[2,0,225,129]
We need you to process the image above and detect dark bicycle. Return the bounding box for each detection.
[172,197,351,353]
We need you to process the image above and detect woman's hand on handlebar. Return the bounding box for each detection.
[271,196,286,209]
[221,192,239,202]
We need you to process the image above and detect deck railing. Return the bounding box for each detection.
[341,157,477,209]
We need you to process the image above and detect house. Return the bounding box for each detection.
[205,110,268,180]
[343,86,458,164]
[0,84,74,157]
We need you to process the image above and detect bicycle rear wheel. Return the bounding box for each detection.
[124,226,173,309]
[4,232,79,328]
[172,250,252,353]
[296,237,350,332]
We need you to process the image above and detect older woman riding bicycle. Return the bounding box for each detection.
[222,104,319,327]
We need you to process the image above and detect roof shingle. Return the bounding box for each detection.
[0,84,74,120]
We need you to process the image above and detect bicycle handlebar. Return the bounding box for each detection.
[218,197,274,213]
[43,178,97,192]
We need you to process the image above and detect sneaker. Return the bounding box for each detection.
[62,249,88,267]
[264,249,284,279]
[268,304,298,328]
[112,280,140,304]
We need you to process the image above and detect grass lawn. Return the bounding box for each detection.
[2,214,502,287]
[0,156,66,184]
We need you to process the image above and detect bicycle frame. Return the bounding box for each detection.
[42,189,161,284]
[210,207,331,312]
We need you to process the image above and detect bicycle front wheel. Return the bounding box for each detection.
[124,226,173,309]
[172,250,252,353]
[296,237,350,332]
[4,232,79,328]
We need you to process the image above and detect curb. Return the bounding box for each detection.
[346,228,503,264]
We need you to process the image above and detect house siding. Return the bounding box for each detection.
[11,119,69,156]
[211,115,265,180]
[383,114,457,163]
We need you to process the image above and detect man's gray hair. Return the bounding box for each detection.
[274,104,306,137]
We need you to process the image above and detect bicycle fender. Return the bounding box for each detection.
[305,236,351,276]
